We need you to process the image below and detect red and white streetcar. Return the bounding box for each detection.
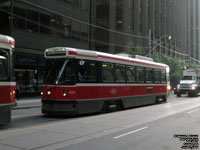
[0,34,16,123]
[42,47,170,115]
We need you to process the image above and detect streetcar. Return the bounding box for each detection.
[41,47,170,115]
[0,34,16,123]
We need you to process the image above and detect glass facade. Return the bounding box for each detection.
[0,0,90,96]
[14,53,45,96]
[12,0,89,40]
[0,0,11,32]
[0,0,193,95]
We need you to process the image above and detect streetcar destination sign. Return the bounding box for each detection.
[46,50,66,56]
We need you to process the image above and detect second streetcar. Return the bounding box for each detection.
[0,34,16,123]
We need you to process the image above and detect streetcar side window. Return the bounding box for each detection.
[126,66,135,83]
[78,60,97,82]
[145,68,153,83]
[102,62,114,82]
[136,66,144,83]
[154,69,161,83]
[115,65,125,83]
[0,49,8,81]
[161,69,167,83]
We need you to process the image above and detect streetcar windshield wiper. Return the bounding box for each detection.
[44,60,65,85]
[57,60,75,85]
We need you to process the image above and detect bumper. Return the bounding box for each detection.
[177,88,197,94]
[0,104,11,124]
[41,99,103,116]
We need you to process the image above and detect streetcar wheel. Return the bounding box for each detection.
[162,96,167,103]
[155,96,161,104]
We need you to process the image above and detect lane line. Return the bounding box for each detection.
[165,101,190,108]
[187,109,199,114]
[113,126,148,139]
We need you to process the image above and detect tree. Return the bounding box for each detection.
[151,53,184,88]
[125,41,146,56]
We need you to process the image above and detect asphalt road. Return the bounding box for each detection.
[0,94,200,150]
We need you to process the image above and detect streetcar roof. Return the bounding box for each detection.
[0,34,15,49]
[44,47,169,69]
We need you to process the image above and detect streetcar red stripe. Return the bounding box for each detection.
[42,85,167,100]
[68,51,77,55]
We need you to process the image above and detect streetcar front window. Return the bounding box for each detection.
[44,60,65,85]
[44,60,75,85]
[0,48,8,81]
[58,60,75,85]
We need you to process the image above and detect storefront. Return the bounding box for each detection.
[14,53,45,96]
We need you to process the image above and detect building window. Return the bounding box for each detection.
[27,9,39,32]
[0,0,11,30]
[116,0,123,30]
[13,6,26,29]
[62,18,72,37]
[72,20,80,39]
[12,0,87,41]
[62,0,72,5]
[73,0,89,11]
[80,0,89,11]
[96,0,109,6]
[81,23,88,40]
[51,14,62,36]
[40,11,51,34]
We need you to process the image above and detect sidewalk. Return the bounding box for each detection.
[13,97,41,110]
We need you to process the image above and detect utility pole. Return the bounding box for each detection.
[89,0,92,50]
[148,29,152,57]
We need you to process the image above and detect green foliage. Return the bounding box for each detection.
[124,41,200,87]
[151,53,184,87]
[125,41,146,56]
[185,62,200,69]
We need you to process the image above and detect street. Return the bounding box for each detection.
[0,94,200,150]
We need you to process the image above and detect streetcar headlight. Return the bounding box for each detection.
[167,85,171,90]
[63,91,67,97]
[41,92,43,95]
[47,90,51,95]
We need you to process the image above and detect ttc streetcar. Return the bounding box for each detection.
[0,34,15,123]
[41,47,170,115]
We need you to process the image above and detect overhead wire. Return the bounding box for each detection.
[1,0,200,62]
[0,8,148,51]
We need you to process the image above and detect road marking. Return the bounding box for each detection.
[113,126,148,139]
[165,101,190,108]
[187,109,199,114]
